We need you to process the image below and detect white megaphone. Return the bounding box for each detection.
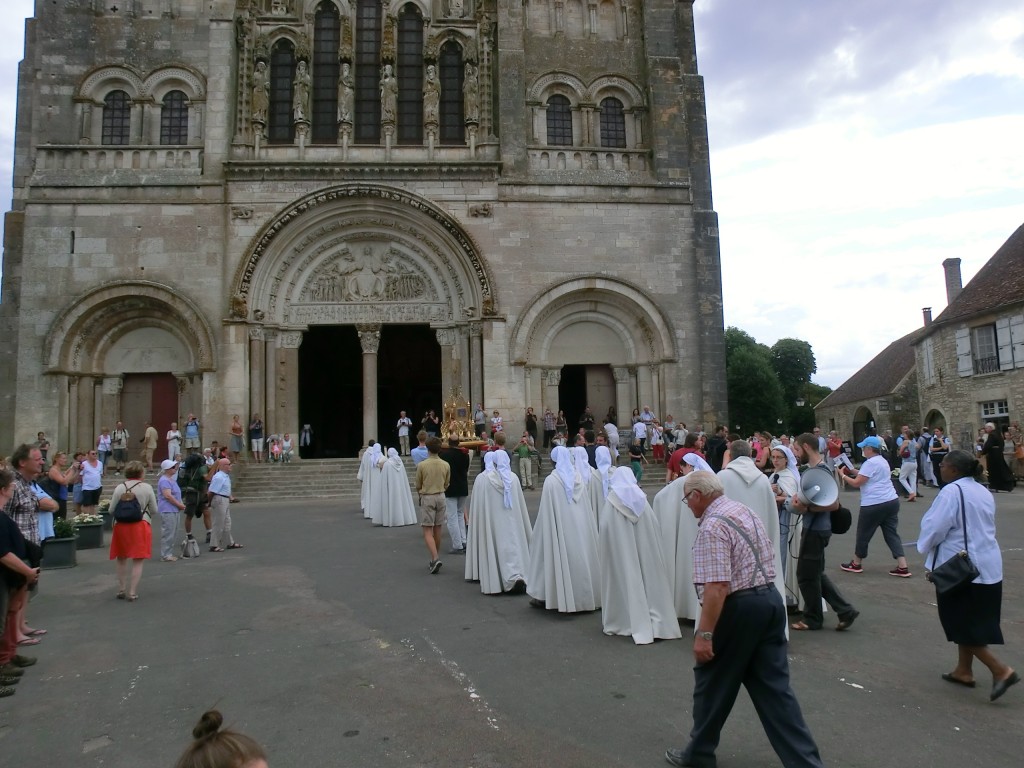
[797,467,839,507]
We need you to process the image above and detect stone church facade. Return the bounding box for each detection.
[0,0,725,458]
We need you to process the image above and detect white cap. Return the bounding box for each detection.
[160,459,179,471]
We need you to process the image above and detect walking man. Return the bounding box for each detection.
[439,435,470,553]
[415,437,450,574]
[141,422,159,473]
[665,470,824,768]
[929,426,951,488]
[111,421,130,474]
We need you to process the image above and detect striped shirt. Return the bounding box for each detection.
[692,495,776,601]
[3,474,40,545]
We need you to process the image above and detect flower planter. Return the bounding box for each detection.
[42,536,77,569]
[74,521,104,550]
[101,510,113,531]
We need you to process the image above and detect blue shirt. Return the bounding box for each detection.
[411,446,429,465]
[185,419,200,439]
[208,470,232,497]
[157,475,182,515]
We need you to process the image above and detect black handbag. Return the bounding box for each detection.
[927,486,980,594]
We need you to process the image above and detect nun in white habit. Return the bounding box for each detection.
[770,444,803,610]
[652,452,710,621]
[599,469,682,645]
[363,443,385,520]
[373,448,418,527]
[526,445,602,612]
[573,445,601,531]
[465,450,532,594]
[357,441,377,513]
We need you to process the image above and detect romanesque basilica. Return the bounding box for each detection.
[0,0,725,457]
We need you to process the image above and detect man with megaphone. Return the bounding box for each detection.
[789,433,859,632]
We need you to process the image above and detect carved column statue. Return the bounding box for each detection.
[292,59,312,153]
[423,63,440,155]
[251,59,270,149]
[337,61,354,154]
[463,62,480,154]
[357,324,382,445]
[380,64,397,154]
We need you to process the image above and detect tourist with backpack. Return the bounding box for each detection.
[108,462,157,601]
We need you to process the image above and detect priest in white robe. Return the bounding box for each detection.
[357,440,377,513]
[717,440,788,634]
[574,445,601,531]
[374,448,418,527]
[364,443,384,520]
[599,469,682,645]
[465,451,532,594]
[652,453,710,621]
[526,445,602,612]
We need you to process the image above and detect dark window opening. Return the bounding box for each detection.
[355,0,383,143]
[599,97,626,148]
[102,90,131,145]
[439,41,464,145]
[396,4,423,144]
[160,90,189,145]
[546,95,572,146]
[268,41,296,144]
[312,3,340,143]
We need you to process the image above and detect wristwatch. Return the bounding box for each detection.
[697,631,713,641]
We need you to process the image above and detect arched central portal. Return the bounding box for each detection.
[236,184,494,451]
[299,325,441,457]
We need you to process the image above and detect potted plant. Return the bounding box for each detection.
[98,498,113,530]
[43,518,77,569]
[72,512,104,549]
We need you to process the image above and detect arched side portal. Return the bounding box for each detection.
[233,183,496,448]
[42,280,217,458]
[509,276,676,427]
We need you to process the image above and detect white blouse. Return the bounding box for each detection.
[917,477,1002,584]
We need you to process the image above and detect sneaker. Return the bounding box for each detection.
[161,555,178,562]
[205,532,212,544]
[0,685,14,698]
[11,655,37,668]
[0,674,21,685]
[840,561,863,574]
[889,566,912,578]
[0,664,24,677]
[429,559,443,574]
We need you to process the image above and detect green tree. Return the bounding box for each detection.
[770,338,816,404]
[726,344,786,435]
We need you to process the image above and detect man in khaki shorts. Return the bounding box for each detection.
[415,437,450,574]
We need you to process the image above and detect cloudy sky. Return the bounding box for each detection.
[1,1,1023,389]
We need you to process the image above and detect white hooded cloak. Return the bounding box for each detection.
[465,451,533,593]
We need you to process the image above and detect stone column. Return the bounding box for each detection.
[469,322,484,409]
[544,367,562,418]
[636,364,654,411]
[146,101,161,144]
[650,364,662,419]
[264,331,278,436]
[68,376,80,453]
[278,332,303,458]
[612,366,630,428]
[357,324,381,445]
[248,327,265,423]
[458,325,471,398]
[101,376,123,436]
[75,376,96,454]
[436,327,457,403]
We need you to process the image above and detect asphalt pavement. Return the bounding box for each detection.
[1,482,1022,767]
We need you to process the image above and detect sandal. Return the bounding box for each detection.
[17,637,41,646]
[790,622,820,631]
[116,590,126,600]
[209,547,225,553]
[24,628,47,637]
[226,543,244,549]
[127,594,138,602]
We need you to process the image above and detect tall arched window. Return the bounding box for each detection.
[268,41,296,144]
[160,90,189,145]
[312,3,340,143]
[102,90,131,145]
[355,0,383,143]
[546,95,572,146]
[397,4,424,144]
[599,97,626,148]
[439,41,464,145]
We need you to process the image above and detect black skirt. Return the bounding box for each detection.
[936,580,1004,646]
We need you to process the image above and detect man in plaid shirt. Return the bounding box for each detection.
[665,471,823,768]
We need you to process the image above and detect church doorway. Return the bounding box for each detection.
[559,365,587,436]
[298,324,442,457]
[121,373,178,461]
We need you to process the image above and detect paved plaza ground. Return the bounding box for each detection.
[2,483,1022,767]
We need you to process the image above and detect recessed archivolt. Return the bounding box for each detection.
[43,281,216,374]
[235,183,495,320]
[528,71,587,103]
[510,276,675,364]
[528,72,644,108]
[537,310,638,363]
[77,65,145,100]
[585,75,644,108]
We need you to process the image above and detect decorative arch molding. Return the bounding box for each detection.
[42,281,217,375]
[142,64,207,101]
[77,65,146,101]
[426,27,476,61]
[528,71,587,103]
[585,74,644,109]
[387,0,432,20]
[509,276,676,365]
[233,183,496,325]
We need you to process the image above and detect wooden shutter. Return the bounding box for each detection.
[955,328,972,377]
[997,317,1013,371]
[1009,314,1024,368]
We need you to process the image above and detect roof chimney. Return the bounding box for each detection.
[922,307,932,327]
[942,258,963,305]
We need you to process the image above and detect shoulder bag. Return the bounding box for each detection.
[926,485,980,594]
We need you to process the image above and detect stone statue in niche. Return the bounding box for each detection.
[423,64,440,126]
[463,62,479,123]
[292,60,311,122]
[380,64,398,124]
[271,1,289,16]
[337,62,355,124]
[252,60,270,124]
[449,0,465,18]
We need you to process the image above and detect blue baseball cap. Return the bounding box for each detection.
[856,435,884,451]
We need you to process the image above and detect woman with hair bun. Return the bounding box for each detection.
[917,449,1018,701]
[174,710,267,768]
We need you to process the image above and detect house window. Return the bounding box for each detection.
[439,41,464,145]
[980,400,1009,418]
[546,95,573,146]
[396,4,424,145]
[312,3,341,143]
[102,90,131,145]
[972,324,999,374]
[599,97,626,148]
[268,41,296,144]
[160,90,189,145]
[355,0,383,143]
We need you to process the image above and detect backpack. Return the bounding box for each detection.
[830,505,852,535]
[113,482,144,523]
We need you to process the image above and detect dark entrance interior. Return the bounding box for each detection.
[121,373,178,461]
[558,364,586,435]
[299,325,441,458]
